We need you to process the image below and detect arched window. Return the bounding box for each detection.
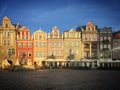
[84,43,89,48]
[6,23,8,28]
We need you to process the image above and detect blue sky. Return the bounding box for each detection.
[0,0,120,33]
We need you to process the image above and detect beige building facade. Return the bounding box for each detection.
[0,16,19,65]
[82,22,99,59]
[33,29,47,66]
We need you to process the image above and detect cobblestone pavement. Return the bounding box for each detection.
[0,69,120,90]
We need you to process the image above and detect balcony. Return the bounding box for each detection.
[103,40,110,43]
[101,48,109,51]
[84,48,90,51]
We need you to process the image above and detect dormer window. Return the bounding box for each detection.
[88,27,90,30]
[6,23,8,28]
[39,35,42,39]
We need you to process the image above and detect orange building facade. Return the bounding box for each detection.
[16,26,34,65]
[47,26,64,59]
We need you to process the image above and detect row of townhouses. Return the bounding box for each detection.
[0,16,120,67]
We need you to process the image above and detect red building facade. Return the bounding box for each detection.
[16,26,34,65]
[112,31,120,60]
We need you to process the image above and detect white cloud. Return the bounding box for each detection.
[0,5,7,18]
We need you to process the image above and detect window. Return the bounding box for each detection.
[100,45,103,49]
[42,51,45,56]
[84,43,89,48]
[6,23,8,28]
[18,51,21,56]
[23,43,26,48]
[49,41,52,46]
[39,42,42,47]
[35,42,38,47]
[104,37,107,40]
[4,40,6,46]
[35,51,38,57]
[39,35,42,39]
[88,27,90,30]
[108,44,111,49]
[65,32,68,38]
[70,32,74,38]
[59,50,62,56]
[71,49,74,54]
[7,40,10,46]
[43,42,46,47]
[78,42,80,46]
[59,41,62,46]
[18,42,22,48]
[28,43,32,48]
[92,27,94,30]
[54,41,57,46]
[28,51,32,57]
[108,37,111,41]
[65,42,68,46]
[76,50,79,55]
[76,33,79,38]
[104,45,107,48]
[22,34,24,39]
[54,51,57,55]
[12,49,15,54]
[8,49,15,55]
[71,42,74,46]
[4,32,6,37]
[8,32,10,37]
[100,37,103,41]
[39,51,42,56]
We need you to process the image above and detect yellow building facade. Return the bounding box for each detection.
[63,28,82,60]
[82,22,99,59]
[0,16,19,65]
[33,29,47,66]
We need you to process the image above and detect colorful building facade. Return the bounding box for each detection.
[112,31,120,60]
[99,27,112,58]
[16,26,34,65]
[47,26,64,59]
[81,22,99,59]
[0,16,19,64]
[63,28,82,60]
[33,29,47,66]
[1,16,120,68]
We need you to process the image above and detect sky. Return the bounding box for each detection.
[0,0,120,33]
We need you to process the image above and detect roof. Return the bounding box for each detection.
[19,26,30,31]
[113,30,120,38]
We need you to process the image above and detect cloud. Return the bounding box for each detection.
[0,5,7,18]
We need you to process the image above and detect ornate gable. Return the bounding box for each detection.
[86,22,96,31]
[1,16,15,29]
